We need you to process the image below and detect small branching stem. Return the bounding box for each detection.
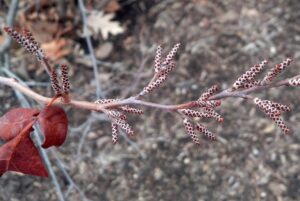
[0,75,296,112]
[1,27,299,142]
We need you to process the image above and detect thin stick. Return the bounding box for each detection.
[51,149,90,201]
[0,0,20,54]
[77,0,103,99]
[0,74,294,112]
[33,127,66,201]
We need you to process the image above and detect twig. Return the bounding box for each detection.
[23,81,50,87]
[119,131,147,159]
[76,119,92,158]
[77,0,103,99]
[0,74,296,112]
[1,26,299,142]
[121,54,150,98]
[51,149,90,201]
[33,127,66,201]
[0,0,20,54]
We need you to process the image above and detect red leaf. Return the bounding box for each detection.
[38,106,68,148]
[0,121,48,177]
[0,108,40,141]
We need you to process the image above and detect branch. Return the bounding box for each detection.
[77,0,103,99]
[0,74,296,111]
[1,26,300,144]
[0,0,20,54]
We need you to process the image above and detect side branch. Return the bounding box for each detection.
[1,27,299,139]
[0,75,296,112]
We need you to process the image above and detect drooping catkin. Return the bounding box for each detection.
[199,85,219,101]
[254,97,290,134]
[111,123,119,144]
[50,69,62,95]
[154,45,162,73]
[232,60,267,90]
[195,123,217,141]
[60,64,70,94]
[288,77,300,86]
[4,27,46,61]
[114,118,134,137]
[262,57,292,84]
[183,119,200,145]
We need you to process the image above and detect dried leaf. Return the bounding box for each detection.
[0,108,40,141]
[41,38,72,60]
[38,106,68,148]
[87,11,124,39]
[104,0,121,13]
[0,121,48,177]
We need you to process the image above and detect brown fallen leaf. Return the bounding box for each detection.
[41,38,72,60]
[104,0,121,13]
[0,34,5,45]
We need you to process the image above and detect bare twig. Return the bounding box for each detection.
[120,131,147,159]
[121,54,150,98]
[76,119,92,158]
[1,26,299,144]
[0,0,20,54]
[0,74,297,112]
[77,0,103,99]
[51,150,90,201]
[33,127,66,201]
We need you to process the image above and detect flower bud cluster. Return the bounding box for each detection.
[95,99,144,143]
[254,97,290,134]
[140,44,180,96]
[4,27,45,61]
[232,60,267,90]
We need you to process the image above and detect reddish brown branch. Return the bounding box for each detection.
[2,26,300,143]
[0,75,296,112]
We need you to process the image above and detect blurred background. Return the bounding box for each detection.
[0,0,300,200]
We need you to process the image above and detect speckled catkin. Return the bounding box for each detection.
[183,119,200,145]
[205,100,221,108]
[111,123,118,144]
[114,118,134,136]
[179,109,213,118]
[107,110,125,119]
[95,98,119,104]
[262,57,292,84]
[254,97,290,134]
[254,98,280,116]
[160,61,176,76]
[273,116,290,134]
[180,103,222,122]
[195,123,217,141]
[120,106,144,115]
[163,43,180,66]
[141,75,167,95]
[50,69,62,95]
[288,77,300,86]
[262,100,291,112]
[232,60,267,90]
[195,100,221,108]
[61,64,70,94]
[204,108,223,122]
[154,45,162,72]
[234,80,261,90]
[199,85,219,101]
[4,27,45,61]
